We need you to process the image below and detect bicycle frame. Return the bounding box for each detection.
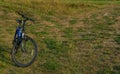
[13,13,34,45]
[12,13,37,67]
[13,20,25,45]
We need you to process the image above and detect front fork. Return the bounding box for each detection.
[13,32,26,53]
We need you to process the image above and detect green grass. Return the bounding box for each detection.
[69,19,78,25]
[43,59,60,71]
[0,0,120,74]
[63,27,74,38]
[115,35,120,44]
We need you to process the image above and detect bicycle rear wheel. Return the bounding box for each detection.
[11,35,37,67]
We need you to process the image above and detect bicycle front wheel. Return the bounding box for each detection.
[11,36,37,67]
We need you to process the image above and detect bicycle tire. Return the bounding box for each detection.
[11,35,37,67]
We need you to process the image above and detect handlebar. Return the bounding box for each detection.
[17,12,35,22]
[16,12,35,31]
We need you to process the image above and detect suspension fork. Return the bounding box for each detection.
[12,29,17,44]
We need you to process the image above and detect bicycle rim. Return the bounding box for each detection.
[12,37,37,67]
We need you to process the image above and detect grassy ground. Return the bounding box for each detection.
[0,0,120,74]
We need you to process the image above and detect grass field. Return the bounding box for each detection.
[0,0,120,74]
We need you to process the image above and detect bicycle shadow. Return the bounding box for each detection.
[0,44,14,66]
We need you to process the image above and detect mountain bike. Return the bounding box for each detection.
[11,13,37,67]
